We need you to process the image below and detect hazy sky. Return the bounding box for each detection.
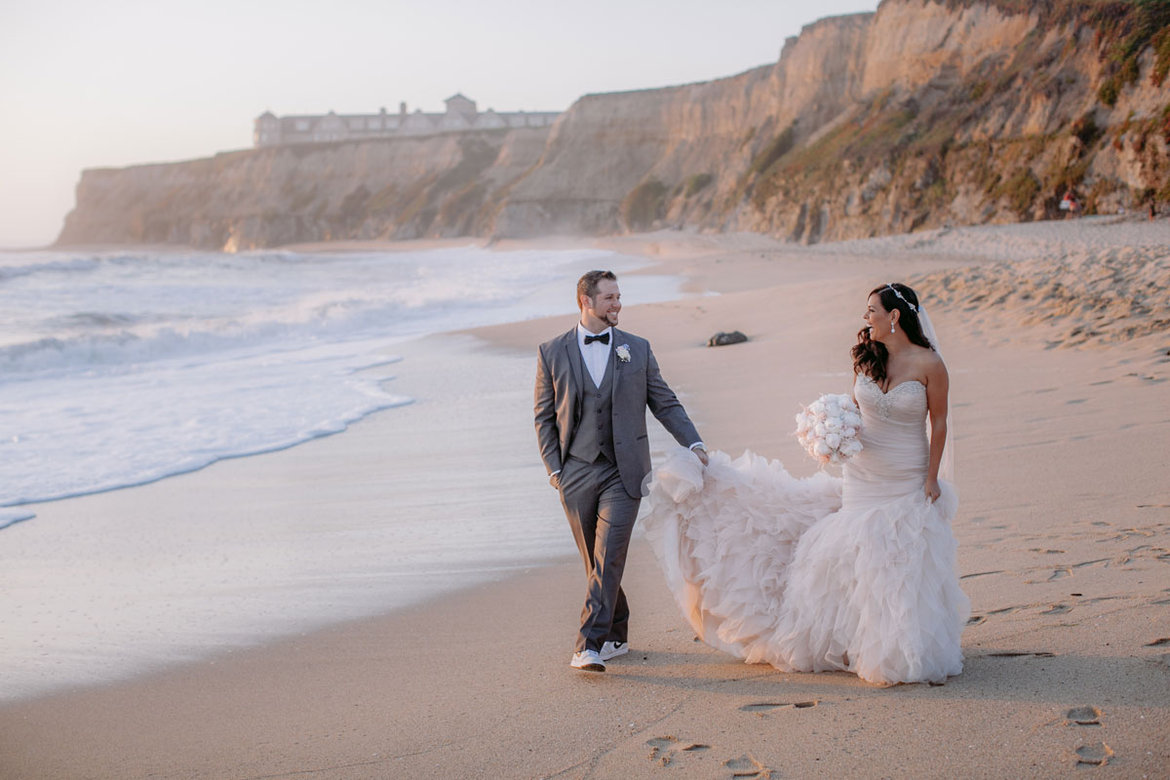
[0,0,878,248]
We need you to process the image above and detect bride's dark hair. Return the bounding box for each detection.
[852,283,934,384]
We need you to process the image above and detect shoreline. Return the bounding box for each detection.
[0,332,581,704]
[2,222,1168,777]
[1,238,699,704]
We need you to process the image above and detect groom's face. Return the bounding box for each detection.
[583,279,622,328]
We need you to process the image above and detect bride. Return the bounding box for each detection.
[641,283,969,686]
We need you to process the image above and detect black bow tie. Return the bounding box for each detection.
[584,332,610,345]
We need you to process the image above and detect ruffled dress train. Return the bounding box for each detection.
[641,376,969,685]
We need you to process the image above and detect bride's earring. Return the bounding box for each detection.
[890,320,896,334]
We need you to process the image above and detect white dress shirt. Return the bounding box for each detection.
[576,324,612,388]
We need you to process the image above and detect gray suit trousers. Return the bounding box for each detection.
[558,455,637,653]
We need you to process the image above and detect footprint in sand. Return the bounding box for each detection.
[723,754,772,778]
[1106,527,1155,541]
[967,615,987,626]
[646,736,772,776]
[1065,706,1102,726]
[960,570,1005,580]
[1075,742,1114,766]
[1047,568,1072,581]
[986,605,1023,616]
[646,736,678,757]
[739,700,818,713]
[645,736,710,768]
[1041,603,1073,615]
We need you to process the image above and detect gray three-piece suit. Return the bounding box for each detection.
[534,327,701,653]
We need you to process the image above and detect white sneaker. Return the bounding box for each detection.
[570,649,606,672]
[599,641,629,661]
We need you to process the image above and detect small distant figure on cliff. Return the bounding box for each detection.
[1150,200,1158,220]
[1060,190,1080,218]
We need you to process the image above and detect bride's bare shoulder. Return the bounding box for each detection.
[918,349,948,383]
[910,345,947,377]
[922,347,945,366]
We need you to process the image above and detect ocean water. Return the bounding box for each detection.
[0,245,675,528]
[1,244,698,700]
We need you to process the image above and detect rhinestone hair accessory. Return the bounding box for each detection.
[885,283,920,313]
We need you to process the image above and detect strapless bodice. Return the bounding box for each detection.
[854,374,927,425]
[845,374,929,501]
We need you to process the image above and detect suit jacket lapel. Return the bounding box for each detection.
[561,329,584,421]
[609,328,623,404]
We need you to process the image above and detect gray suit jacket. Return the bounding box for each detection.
[534,327,701,498]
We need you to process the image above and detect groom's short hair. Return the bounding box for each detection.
[577,270,617,309]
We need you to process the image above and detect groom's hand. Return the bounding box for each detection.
[693,446,709,466]
[549,472,561,490]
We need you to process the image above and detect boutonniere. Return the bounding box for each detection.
[615,344,631,363]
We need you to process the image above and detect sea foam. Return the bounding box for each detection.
[0,245,655,518]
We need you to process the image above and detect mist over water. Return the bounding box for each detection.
[0,245,666,527]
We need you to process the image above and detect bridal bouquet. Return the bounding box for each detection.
[794,393,863,465]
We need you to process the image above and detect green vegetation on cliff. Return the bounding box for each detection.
[622,179,668,231]
[728,0,1169,238]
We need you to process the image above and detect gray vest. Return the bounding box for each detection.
[568,349,615,464]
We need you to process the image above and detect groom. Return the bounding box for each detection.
[534,270,708,672]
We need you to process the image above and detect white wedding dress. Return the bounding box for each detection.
[641,374,969,685]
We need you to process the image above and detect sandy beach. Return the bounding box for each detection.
[1,218,1168,778]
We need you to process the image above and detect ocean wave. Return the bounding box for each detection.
[0,254,102,282]
[0,293,490,378]
[1,248,610,378]
[0,508,35,530]
[0,244,646,521]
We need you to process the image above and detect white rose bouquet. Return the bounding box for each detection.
[794,393,863,466]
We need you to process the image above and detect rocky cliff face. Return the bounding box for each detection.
[57,0,1170,249]
[57,128,552,249]
[718,0,1170,242]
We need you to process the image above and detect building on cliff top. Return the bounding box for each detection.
[253,93,560,147]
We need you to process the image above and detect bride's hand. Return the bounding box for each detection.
[924,477,941,503]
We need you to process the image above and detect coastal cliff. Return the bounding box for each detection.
[57,0,1170,249]
[57,128,552,249]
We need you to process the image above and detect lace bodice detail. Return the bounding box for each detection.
[855,374,926,422]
